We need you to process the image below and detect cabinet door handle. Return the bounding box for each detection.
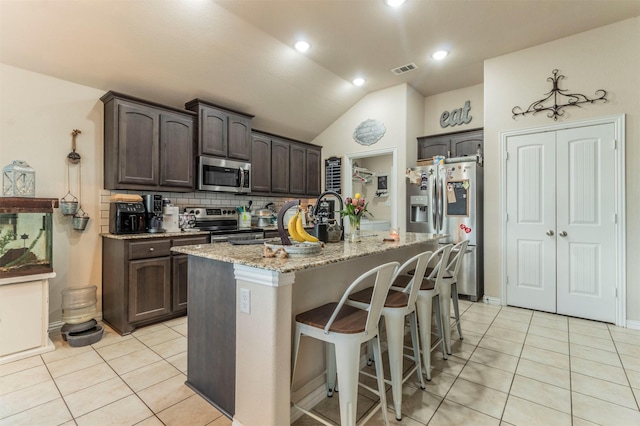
[546,230,554,236]
[149,247,155,251]
[559,231,568,237]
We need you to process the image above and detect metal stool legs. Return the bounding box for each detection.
[452,282,463,340]
[415,292,447,380]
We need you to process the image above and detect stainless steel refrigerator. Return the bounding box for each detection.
[406,159,483,301]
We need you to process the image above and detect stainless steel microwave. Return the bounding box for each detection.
[198,156,251,193]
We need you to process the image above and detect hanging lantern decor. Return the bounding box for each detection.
[3,160,36,197]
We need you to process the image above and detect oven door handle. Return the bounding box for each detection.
[210,234,229,243]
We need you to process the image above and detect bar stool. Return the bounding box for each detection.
[397,244,452,380]
[425,240,469,355]
[291,261,399,426]
[347,251,432,420]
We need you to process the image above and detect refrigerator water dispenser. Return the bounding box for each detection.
[409,196,429,223]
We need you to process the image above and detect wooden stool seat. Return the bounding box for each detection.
[393,274,436,291]
[295,303,367,334]
[349,287,409,309]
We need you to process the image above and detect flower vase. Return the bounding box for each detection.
[349,216,361,243]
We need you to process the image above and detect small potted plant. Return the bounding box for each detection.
[340,193,371,243]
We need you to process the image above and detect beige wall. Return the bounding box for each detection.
[312,84,417,230]
[484,18,640,321]
[424,83,484,136]
[0,64,315,325]
[1,64,104,323]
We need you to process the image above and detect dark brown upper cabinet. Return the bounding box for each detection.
[289,143,307,195]
[250,133,271,193]
[305,146,322,196]
[250,131,321,197]
[101,91,196,192]
[270,138,290,194]
[185,99,253,161]
[160,113,196,188]
[417,128,483,161]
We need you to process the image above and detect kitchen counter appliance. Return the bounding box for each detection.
[109,202,146,234]
[253,202,277,228]
[143,194,164,233]
[198,156,251,193]
[311,191,344,242]
[184,206,263,243]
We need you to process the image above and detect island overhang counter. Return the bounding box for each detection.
[172,232,444,426]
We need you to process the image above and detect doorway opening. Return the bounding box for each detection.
[344,147,398,233]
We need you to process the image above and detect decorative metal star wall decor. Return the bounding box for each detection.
[512,69,607,121]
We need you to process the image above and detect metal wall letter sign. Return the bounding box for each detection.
[440,100,472,128]
[353,119,386,146]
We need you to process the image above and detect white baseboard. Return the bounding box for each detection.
[290,379,331,423]
[625,320,640,330]
[482,295,502,306]
[0,339,55,365]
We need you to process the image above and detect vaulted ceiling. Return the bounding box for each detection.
[1,0,638,141]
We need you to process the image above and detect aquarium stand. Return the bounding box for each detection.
[0,272,56,364]
[0,198,59,364]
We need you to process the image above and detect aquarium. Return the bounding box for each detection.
[0,198,57,278]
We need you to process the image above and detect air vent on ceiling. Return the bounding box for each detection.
[391,63,418,75]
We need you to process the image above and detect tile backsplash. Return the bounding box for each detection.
[99,189,317,234]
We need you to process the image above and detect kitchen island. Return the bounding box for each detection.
[172,232,443,426]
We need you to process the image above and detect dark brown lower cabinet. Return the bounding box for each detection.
[128,257,171,323]
[172,254,189,313]
[102,234,209,335]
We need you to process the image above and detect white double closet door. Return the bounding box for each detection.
[505,123,617,323]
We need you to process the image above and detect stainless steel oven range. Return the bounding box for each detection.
[184,206,264,243]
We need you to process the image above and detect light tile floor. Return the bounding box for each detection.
[293,301,640,426]
[0,316,230,426]
[1,302,640,425]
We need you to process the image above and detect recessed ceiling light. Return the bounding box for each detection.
[432,50,449,60]
[294,40,311,53]
[384,0,406,7]
[352,77,365,87]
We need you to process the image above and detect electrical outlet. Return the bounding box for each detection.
[240,288,251,314]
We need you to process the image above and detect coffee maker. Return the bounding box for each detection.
[143,194,165,233]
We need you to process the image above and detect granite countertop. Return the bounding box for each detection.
[100,230,211,240]
[102,226,313,239]
[171,232,445,273]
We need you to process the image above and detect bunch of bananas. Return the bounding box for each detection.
[287,209,319,243]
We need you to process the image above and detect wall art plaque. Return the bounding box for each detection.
[353,119,386,146]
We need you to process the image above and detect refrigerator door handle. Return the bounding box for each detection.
[438,171,445,231]
[431,173,437,228]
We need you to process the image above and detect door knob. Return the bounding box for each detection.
[559,231,568,237]
[546,230,554,236]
